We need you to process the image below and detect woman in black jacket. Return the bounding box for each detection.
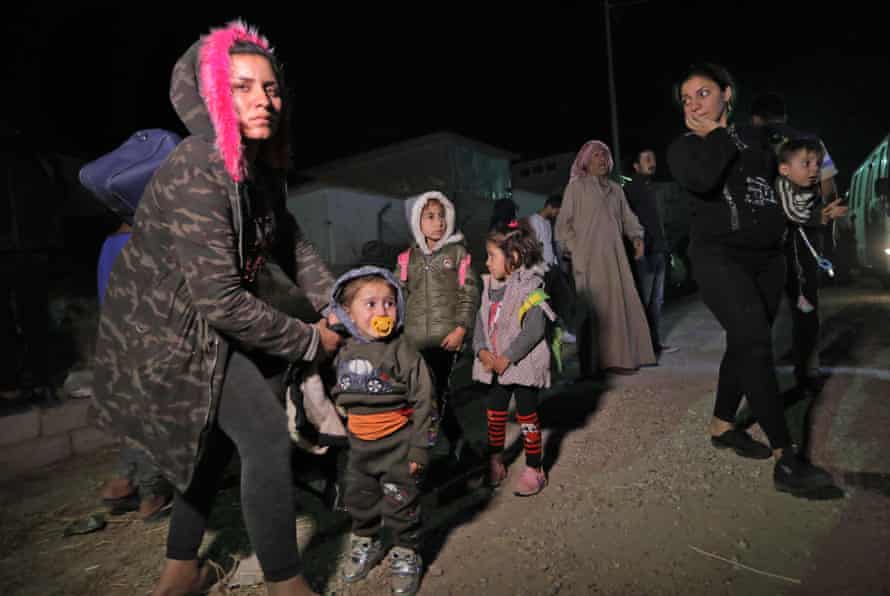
[666,63,833,496]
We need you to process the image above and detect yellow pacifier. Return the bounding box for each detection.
[371,315,395,337]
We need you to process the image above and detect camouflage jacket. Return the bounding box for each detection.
[92,23,335,492]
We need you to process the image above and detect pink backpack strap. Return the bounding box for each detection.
[458,252,471,288]
[397,248,411,283]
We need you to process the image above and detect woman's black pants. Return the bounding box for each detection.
[691,242,791,450]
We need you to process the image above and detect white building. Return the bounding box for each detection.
[299,131,519,264]
[286,182,411,274]
[510,152,576,198]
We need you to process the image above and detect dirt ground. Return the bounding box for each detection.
[2,283,889,596]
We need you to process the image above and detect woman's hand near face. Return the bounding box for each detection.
[685,112,725,137]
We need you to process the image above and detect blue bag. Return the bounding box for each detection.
[79,129,182,224]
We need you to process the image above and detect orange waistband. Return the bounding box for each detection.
[348,408,413,441]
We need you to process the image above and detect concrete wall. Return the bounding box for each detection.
[0,397,117,480]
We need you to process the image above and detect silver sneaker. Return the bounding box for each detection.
[389,546,423,595]
[341,535,386,583]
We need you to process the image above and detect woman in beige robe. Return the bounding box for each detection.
[555,140,656,376]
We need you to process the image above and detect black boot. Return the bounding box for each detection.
[774,449,834,495]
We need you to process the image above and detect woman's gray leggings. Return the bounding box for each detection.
[165,350,300,582]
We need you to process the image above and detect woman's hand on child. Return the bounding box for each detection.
[315,319,342,356]
[409,462,424,476]
[492,355,511,375]
[632,238,645,260]
[441,326,466,351]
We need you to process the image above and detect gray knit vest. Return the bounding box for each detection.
[472,266,554,388]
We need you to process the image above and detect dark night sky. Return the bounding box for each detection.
[10,2,889,191]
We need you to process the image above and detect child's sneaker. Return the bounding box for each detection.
[389,546,423,595]
[488,454,507,487]
[513,466,547,497]
[341,535,386,583]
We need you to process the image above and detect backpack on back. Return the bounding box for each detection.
[518,288,566,374]
[79,129,183,224]
[397,247,472,287]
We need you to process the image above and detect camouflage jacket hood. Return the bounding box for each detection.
[169,20,290,267]
[170,20,289,182]
[92,22,334,493]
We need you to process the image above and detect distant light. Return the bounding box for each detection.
[885,248,890,256]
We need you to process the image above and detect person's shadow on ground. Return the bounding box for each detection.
[538,378,609,473]
[417,381,506,582]
[194,370,611,591]
[419,375,609,590]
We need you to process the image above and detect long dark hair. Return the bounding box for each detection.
[487,219,543,271]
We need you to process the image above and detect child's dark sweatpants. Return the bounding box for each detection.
[344,425,422,551]
[420,347,464,449]
[785,232,822,384]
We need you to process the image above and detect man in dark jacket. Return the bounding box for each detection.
[625,148,678,357]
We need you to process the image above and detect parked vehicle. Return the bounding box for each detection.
[846,134,890,286]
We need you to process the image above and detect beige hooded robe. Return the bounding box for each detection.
[555,151,656,372]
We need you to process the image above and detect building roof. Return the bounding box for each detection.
[510,151,575,195]
[288,179,400,199]
[301,131,519,178]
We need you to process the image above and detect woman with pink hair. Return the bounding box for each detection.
[555,140,656,377]
[92,22,340,596]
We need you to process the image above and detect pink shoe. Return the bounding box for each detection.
[489,455,507,487]
[513,466,547,497]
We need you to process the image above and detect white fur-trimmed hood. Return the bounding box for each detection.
[405,190,464,255]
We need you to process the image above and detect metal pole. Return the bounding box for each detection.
[604,0,622,180]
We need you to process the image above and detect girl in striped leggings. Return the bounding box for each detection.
[472,219,557,497]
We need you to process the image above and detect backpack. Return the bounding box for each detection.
[518,288,566,374]
[79,129,183,224]
[397,246,472,287]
